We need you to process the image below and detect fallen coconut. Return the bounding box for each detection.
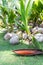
[16,31,22,39]
[32,27,43,34]
[32,26,38,34]
[10,35,19,44]
[34,33,43,42]
[22,33,28,40]
[11,32,18,37]
[4,32,18,40]
[4,32,12,40]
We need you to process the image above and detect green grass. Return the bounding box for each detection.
[0,33,43,65]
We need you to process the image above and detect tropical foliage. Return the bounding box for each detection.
[0,0,16,32]
[0,0,43,49]
[30,0,43,26]
[15,0,34,35]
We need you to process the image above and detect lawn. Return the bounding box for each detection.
[0,33,43,65]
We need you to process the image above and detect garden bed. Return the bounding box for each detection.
[0,33,43,65]
[0,0,43,65]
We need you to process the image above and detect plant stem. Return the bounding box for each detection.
[25,21,31,35]
[10,23,14,32]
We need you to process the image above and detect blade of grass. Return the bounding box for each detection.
[32,36,42,49]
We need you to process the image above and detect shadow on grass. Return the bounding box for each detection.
[11,52,43,58]
[12,53,36,57]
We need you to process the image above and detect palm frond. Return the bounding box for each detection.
[2,0,8,7]
[20,0,26,24]
[8,9,16,24]
[32,36,41,49]
[25,0,34,20]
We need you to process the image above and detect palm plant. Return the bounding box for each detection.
[0,0,9,29]
[0,0,16,32]
[8,9,16,32]
[30,0,43,26]
[31,0,43,49]
[16,0,34,35]
[0,6,9,28]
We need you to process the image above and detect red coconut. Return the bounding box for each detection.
[13,49,43,56]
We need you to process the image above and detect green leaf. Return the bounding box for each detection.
[8,9,16,23]
[20,0,26,24]
[1,6,9,15]
[25,0,34,20]
[32,36,41,49]
[2,0,8,7]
